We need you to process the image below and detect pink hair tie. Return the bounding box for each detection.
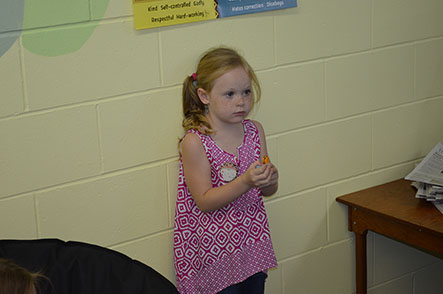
[191,73,198,86]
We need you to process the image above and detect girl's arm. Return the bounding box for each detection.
[254,120,279,197]
[182,133,270,213]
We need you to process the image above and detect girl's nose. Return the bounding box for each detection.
[236,95,245,105]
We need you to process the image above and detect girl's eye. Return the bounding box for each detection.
[243,89,251,96]
[225,91,234,97]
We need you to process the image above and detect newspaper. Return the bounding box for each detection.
[405,142,443,214]
[405,142,443,186]
[412,182,443,200]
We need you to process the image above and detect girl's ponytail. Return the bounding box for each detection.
[181,75,212,135]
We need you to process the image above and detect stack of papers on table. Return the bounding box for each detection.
[405,142,443,214]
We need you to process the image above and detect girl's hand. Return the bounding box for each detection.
[242,160,279,190]
[258,163,279,190]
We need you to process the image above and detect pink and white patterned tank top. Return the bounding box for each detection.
[173,119,277,294]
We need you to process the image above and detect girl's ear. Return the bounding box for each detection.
[197,88,209,105]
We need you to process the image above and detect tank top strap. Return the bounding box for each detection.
[185,128,215,162]
[242,119,260,141]
[241,119,261,159]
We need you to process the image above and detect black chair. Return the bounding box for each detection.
[0,239,178,294]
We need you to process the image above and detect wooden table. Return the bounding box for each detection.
[336,179,443,294]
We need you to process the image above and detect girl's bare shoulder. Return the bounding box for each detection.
[182,132,205,156]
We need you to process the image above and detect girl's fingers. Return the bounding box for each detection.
[249,162,279,188]
[256,169,275,187]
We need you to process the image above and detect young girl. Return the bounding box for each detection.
[174,47,278,294]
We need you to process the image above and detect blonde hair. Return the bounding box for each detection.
[0,258,45,294]
[182,46,261,135]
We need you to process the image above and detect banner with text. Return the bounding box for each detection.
[133,0,297,29]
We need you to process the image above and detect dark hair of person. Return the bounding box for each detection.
[0,258,46,294]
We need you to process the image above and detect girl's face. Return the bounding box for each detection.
[199,66,253,128]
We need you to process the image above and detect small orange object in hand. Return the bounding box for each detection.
[262,156,270,164]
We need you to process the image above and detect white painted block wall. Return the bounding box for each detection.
[1,0,442,293]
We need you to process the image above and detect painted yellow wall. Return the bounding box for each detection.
[1,0,443,293]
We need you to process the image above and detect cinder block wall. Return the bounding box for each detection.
[1,0,443,293]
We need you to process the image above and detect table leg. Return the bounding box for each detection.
[355,231,367,294]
